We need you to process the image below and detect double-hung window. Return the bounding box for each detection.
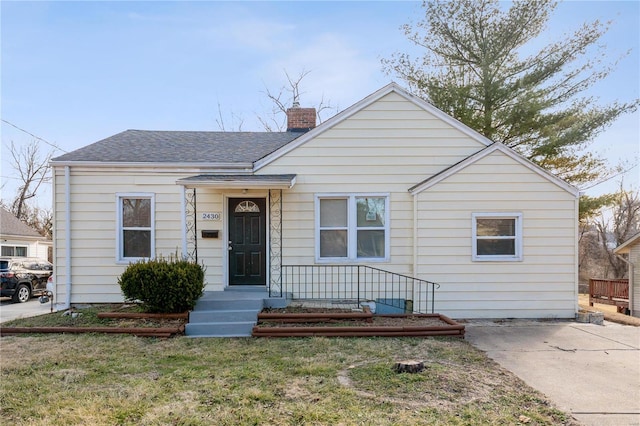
[316,194,389,262]
[472,213,522,261]
[117,194,155,262]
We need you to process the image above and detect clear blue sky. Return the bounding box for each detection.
[1,1,639,209]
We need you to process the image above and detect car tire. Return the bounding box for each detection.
[13,284,31,303]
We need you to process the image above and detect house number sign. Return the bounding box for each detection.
[201,212,221,221]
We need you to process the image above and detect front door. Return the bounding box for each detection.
[228,198,266,286]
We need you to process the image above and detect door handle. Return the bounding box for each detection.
[228,241,233,251]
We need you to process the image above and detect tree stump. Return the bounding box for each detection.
[393,360,424,373]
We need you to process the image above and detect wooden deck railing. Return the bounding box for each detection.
[589,278,629,313]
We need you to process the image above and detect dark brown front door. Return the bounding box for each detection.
[228,198,266,286]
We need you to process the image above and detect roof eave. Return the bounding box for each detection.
[614,232,640,254]
[0,233,49,241]
[409,143,580,197]
[176,176,296,190]
[50,161,254,169]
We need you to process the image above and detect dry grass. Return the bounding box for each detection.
[0,332,577,425]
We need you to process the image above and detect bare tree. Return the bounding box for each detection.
[214,100,245,132]
[213,70,338,132]
[594,186,640,278]
[257,69,338,132]
[2,140,53,234]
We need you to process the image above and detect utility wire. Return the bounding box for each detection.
[580,162,639,191]
[1,119,68,153]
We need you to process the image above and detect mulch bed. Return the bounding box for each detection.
[0,306,188,338]
[2,305,466,338]
[253,308,465,338]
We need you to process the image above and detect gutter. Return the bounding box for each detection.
[49,160,253,170]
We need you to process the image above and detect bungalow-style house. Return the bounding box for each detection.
[50,83,579,321]
[614,232,640,317]
[1,207,51,260]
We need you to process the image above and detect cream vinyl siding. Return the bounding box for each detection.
[415,150,577,318]
[261,92,486,276]
[52,167,226,304]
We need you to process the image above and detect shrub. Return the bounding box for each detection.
[118,256,205,313]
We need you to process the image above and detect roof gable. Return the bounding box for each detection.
[408,142,579,196]
[0,208,45,239]
[614,231,640,254]
[254,82,494,171]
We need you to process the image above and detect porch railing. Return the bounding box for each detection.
[589,278,629,312]
[273,265,440,314]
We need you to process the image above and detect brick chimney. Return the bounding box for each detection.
[286,103,316,132]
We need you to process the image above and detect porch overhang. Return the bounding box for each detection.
[176,174,297,189]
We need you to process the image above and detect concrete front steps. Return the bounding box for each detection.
[185,287,288,337]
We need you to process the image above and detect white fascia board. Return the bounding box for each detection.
[409,143,579,197]
[49,161,253,170]
[0,234,48,242]
[176,176,296,189]
[614,232,640,254]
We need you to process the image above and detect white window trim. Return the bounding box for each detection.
[1,245,28,257]
[472,212,523,262]
[315,193,390,263]
[116,193,155,263]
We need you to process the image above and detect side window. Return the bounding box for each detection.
[1,246,27,257]
[472,213,522,261]
[117,194,155,262]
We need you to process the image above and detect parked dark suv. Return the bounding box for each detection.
[0,257,53,303]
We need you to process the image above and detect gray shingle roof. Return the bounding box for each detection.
[0,208,45,239]
[52,130,304,163]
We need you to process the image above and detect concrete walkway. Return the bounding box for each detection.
[465,320,640,426]
[0,297,56,323]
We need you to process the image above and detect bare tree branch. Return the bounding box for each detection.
[7,140,52,220]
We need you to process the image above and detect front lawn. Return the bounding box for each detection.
[0,331,576,425]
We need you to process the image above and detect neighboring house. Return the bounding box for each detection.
[1,207,52,260]
[50,83,579,318]
[614,232,640,317]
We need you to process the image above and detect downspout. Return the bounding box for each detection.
[181,185,187,258]
[574,195,580,314]
[615,254,634,317]
[64,166,72,309]
[412,193,418,279]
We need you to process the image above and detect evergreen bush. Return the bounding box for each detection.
[118,255,205,313]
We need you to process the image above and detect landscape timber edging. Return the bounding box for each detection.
[252,313,465,338]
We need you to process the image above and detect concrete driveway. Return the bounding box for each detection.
[465,320,640,426]
[0,297,56,323]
